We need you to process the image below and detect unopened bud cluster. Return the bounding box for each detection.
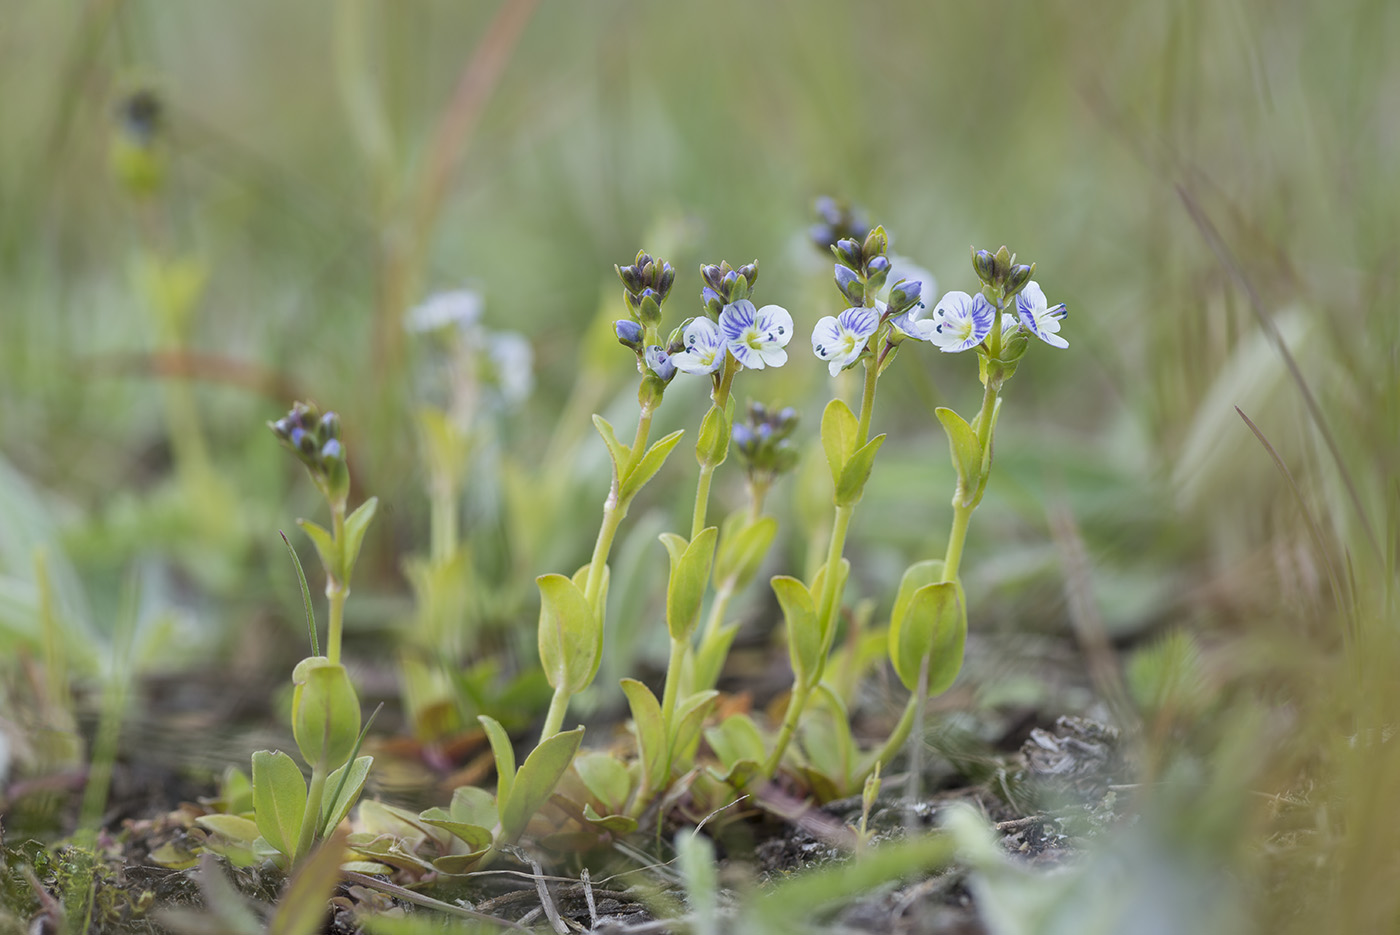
[616,250,676,330]
[808,197,871,255]
[971,246,1033,300]
[732,402,800,482]
[699,260,759,320]
[831,226,921,317]
[270,401,349,504]
[615,250,681,397]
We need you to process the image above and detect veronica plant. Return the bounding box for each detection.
[745,223,924,782]
[232,402,380,868]
[616,262,800,816]
[410,253,689,870]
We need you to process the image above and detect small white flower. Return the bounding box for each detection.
[811,306,879,376]
[486,331,534,404]
[925,291,996,353]
[1014,281,1068,349]
[720,300,793,370]
[671,317,725,375]
[406,289,483,334]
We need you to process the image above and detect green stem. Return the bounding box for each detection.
[429,482,459,564]
[538,684,570,743]
[942,503,974,583]
[327,502,348,665]
[542,403,654,743]
[691,465,716,542]
[295,767,328,864]
[762,681,811,778]
[855,355,879,442]
[763,353,880,780]
[861,688,920,784]
[690,358,737,540]
[659,636,689,739]
[585,404,654,605]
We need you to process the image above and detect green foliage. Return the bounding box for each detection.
[290,657,362,768]
[661,527,718,641]
[935,407,982,502]
[535,573,599,695]
[498,728,584,845]
[620,429,686,503]
[251,750,307,860]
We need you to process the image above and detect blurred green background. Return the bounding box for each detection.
[2,0,1398,930]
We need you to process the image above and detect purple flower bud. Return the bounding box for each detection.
[834,238,863,270]
[835,265,864,305]
[321,438,343,461]
[616,319,644,349]
[702,286,724,319]
[731,422,756,454]
[318,411,340,441]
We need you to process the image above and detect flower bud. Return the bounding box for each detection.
[864,254,890,294]
[815,195,842,226]
[657,262,676,301]
[720,270,739,301]
[318,411,340,442]
[638,289,663,327]
[862,225,888,262]
[833,238,863,270]
[617,263,644,296]
[615,319,644,350]
[738,261,759,290]
[731,422,757,455]
[992,246,1013,284]
[972,248,997,285]
[701,286,723,320]
[834,265,865,306]
[700,263,724,293]
[1007,263,1034,296]
[887,278,923,314]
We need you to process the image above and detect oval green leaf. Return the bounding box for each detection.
[251,749,306,859]
[535,573,598,695]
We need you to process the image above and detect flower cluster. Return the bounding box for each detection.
[892,246,1067,355]
[408,289,534,415]
[270,401,349,503]
[808,196,871,254]
[615,250,680,386]
[810,224,927,376]
[732,402,800,482]
[666,260,793,377]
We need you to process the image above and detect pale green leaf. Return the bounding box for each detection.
[621,677,668,794]
[500,727,584,843]
[662,527,718,641]
[592,414,631,478]
[820,398,860,487]
[535,573,598,694]
[772,575,820,683]
[341,496,379,584]
[620,428,685,502]
[714,512,778,590]
[478,715,516,808]
[835,434,886,506]
[251,750,306,859]
[319,755,372,833]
